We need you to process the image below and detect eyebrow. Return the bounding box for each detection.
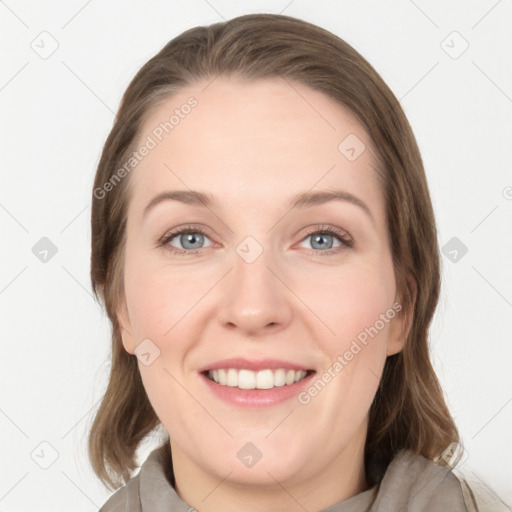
[143,189,374,224]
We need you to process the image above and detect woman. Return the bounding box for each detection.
[88,12,501,512]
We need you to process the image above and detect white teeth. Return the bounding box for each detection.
[226,368,238,386]
[239,369,256,389]
[207,368,309,389]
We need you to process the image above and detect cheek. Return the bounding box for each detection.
[124,256,203,433]
[123,253,199,338]
[299,260,395,341]
[300,263,394,403]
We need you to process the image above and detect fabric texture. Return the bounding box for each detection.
[98,443,508,511]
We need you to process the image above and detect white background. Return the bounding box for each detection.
[1,1,511,510]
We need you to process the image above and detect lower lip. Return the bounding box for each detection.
[199,371,316,407]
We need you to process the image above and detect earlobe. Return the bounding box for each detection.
[386,273,417,356]
[116,299,136,355]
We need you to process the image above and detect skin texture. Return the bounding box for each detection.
[116,75,416,512]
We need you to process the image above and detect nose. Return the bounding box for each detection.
[216,245,294,336]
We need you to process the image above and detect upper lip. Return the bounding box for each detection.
[198,358,315,373]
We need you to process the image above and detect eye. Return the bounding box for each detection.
[298,225,353,255]
[159,225,213,255]
[159,224,353,256]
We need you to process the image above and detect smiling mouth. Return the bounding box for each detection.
[203,368,315,390]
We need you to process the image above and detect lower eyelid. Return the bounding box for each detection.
[298,235,351,253]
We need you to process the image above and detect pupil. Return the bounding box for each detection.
[313,234,332,249]
[183,233,202,249]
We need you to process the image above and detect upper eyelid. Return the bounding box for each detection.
[304,224,351,239]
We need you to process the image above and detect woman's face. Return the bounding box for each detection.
[117,75,410,492]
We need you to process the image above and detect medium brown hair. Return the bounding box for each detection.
[88,12,460,490]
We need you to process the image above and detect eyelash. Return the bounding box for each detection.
[158,224,353,257]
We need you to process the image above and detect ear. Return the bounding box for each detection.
[116,297,136,355]
[386,273,417,356]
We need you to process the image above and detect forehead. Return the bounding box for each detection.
[128,75,384,222]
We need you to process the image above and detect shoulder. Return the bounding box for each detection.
[98,474,141,512]
[372,450,508,512]
[97,442,185,512]
[451,469,511,512]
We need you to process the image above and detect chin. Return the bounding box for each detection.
[218,461,303,489]
[203,438,309,487]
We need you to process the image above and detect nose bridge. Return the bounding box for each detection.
[217,233,292,333]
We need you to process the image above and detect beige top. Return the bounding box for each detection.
[98,444,508,511]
